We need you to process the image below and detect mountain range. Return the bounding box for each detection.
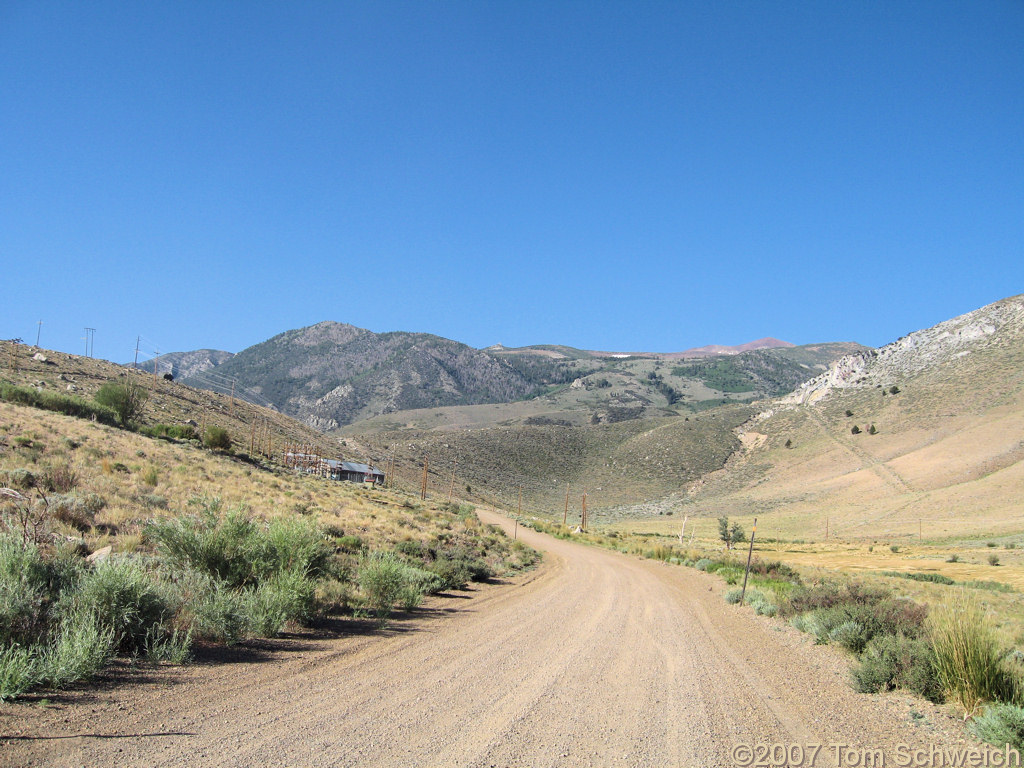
[348,292,1024,529]
[145,328,860,431]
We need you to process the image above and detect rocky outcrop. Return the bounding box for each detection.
[783,295,1024,405]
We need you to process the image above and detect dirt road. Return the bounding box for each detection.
[2,511,969,767]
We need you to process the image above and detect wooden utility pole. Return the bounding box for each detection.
[420,458,429,500]
[447,458,457,503]
[581,490,588,531]
[518,486,522,517]
[133,336,140,369]
[230,380,235,416]
[250,420,256,455]
[740,517,758,605]
[563,483,570,526]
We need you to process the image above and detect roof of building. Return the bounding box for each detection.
[339,461,383,475]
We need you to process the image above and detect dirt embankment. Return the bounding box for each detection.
[1,511,971,767]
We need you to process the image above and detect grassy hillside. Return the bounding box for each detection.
[621,295,1024,548]
[0,340,344,462]
[353,403,756,520]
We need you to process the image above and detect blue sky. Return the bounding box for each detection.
[2,2,1022,363]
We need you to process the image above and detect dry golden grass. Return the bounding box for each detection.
[0,401,482,555]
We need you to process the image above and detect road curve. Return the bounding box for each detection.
[1,510,966,767]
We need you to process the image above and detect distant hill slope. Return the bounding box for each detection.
[350,404,758,518]
[140,349,234,381]
[671,294,1024,541]
[343,342,863,433]
[350,294,1024,531]
[171,320,860,431]
[183,322,561,431]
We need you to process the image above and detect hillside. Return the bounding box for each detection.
[162,321,858,431]
[0,341,342,462]
[341,342,862,434]
[638,294,1024,543]
[182,322,550,431]
[351,403,757,520]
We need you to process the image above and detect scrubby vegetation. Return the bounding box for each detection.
[1,381,117,426]
[94,379,148,427]
[0,386,540,702]
[0,493,539,701]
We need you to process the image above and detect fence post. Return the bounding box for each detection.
[740,517,758,605]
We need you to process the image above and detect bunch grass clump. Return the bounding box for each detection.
[929,593,1020,716]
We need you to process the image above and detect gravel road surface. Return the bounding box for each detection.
[1,510,971,767]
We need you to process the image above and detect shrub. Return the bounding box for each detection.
[40,462,78,493]
[68,557,172,655]
[402,565,444,596]
[243,568,316,637]
[146,503,331,589]
[718,566,743,585]
[971,703,1024,751]
[852,633,943,702]
[335,535,365,553]
[881,571,955,586]
[784,579,890,617]
[695,558,713,571]
[358,551,408,620]
[48,492,105,532]
[930,594,1018,715]
[963,580,1015,593]
[829,621,869,653]
[94,379,148,427]
[0,381,117,426]
[0,535,49,646]
[795,594,928,652]
[37,607,115,688]
[989,554,1001,566]
[144,626,192,665]
[204,426,232,451]
[430,557,473,591]
[750,596,778,617]
[175,573,246,644]
[1,469,37,490]
[0,645,38,701]
[141,424,199,441]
